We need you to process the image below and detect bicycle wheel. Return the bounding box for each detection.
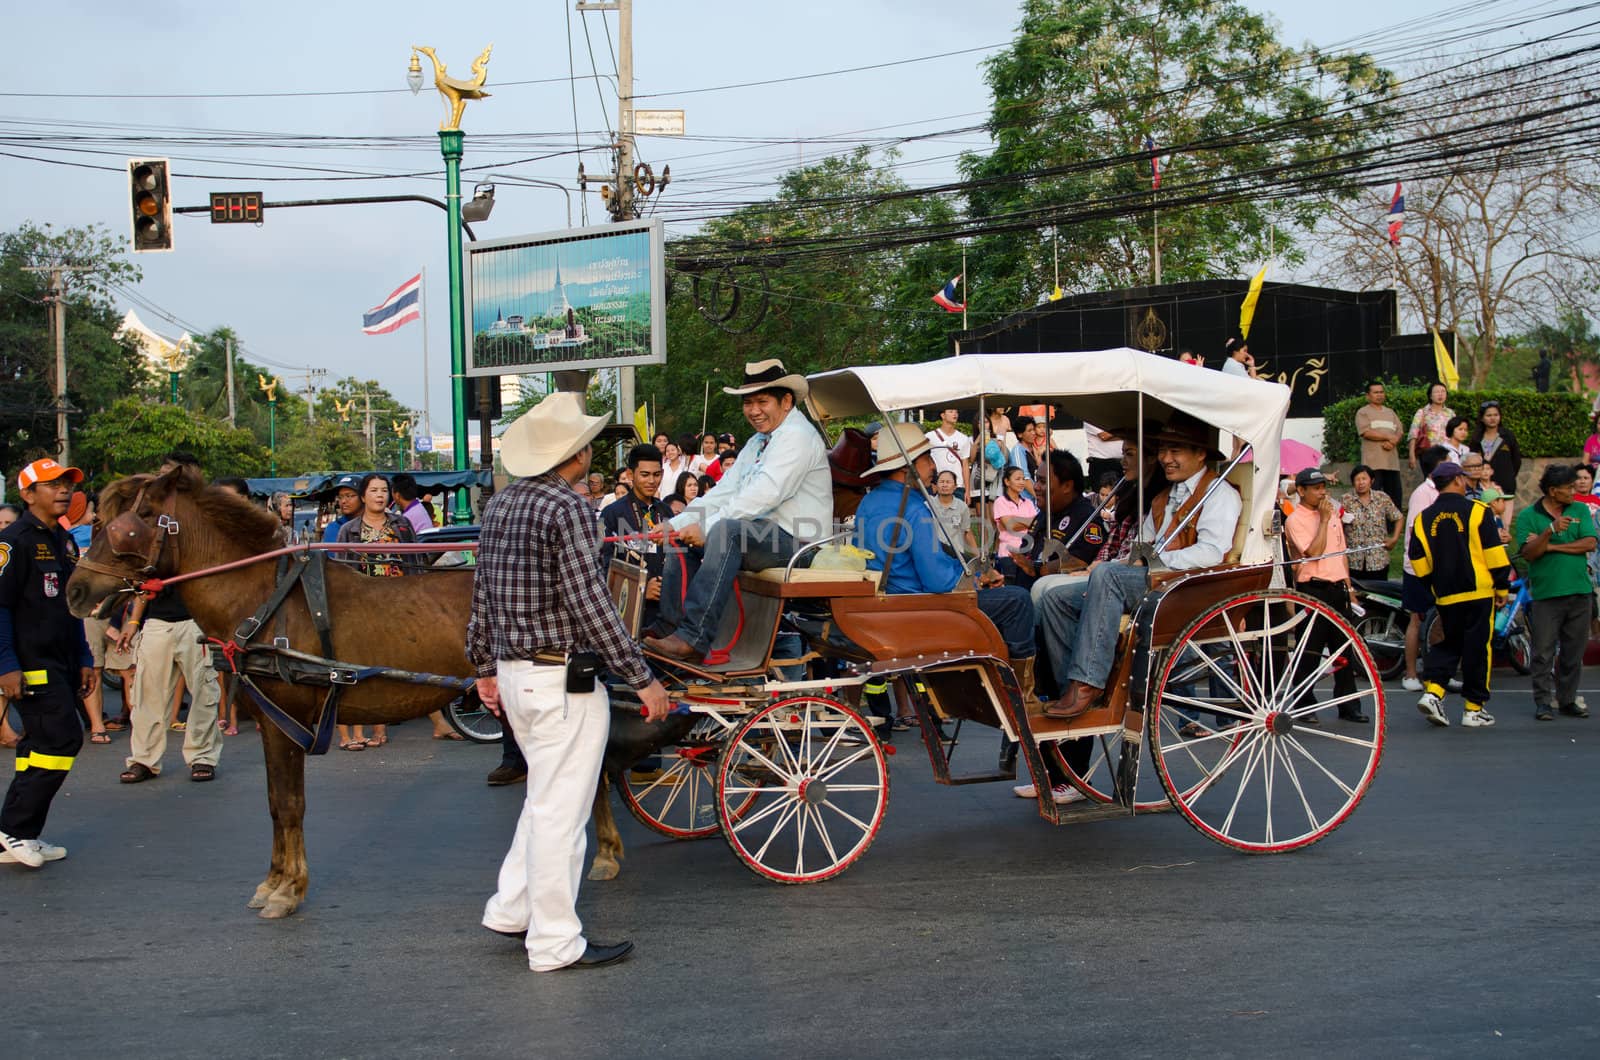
[443,690,502,743]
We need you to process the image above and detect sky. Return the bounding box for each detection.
[0,0,1564,437]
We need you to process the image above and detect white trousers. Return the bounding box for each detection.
[481,659,611,971]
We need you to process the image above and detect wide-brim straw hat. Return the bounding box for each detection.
[722,358,809,403]
[501,392,611,478]
[865,422,934,477]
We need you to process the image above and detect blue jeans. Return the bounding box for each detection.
[657,518,798,653]
[1052,562,1149,689]
[977,585,1036,660]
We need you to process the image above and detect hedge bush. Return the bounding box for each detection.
[1322,386,1588,462]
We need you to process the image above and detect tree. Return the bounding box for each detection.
[75,398,266,484]
[1518,308,1600,398]
[960,0,1392,311]
[1315,50,1600,387]
[0,222,153,471]
[273,420,373,474]
[642,148,959,439]
[175,327,307,448]
[313,377,416,469]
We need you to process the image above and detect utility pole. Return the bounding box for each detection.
[361,386,376,462]
[225,336,236,426]
[575,0,639,418]
[22,264,88,465]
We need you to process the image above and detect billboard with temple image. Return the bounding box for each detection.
[464,218,664,377]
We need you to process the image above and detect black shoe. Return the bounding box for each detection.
[1558,702,1590,718]
[1338,710,1371,723]
[563,940,634,969]
[486,764,528,786]
[1535,705,1555,721]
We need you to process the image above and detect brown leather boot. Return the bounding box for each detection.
[1013,656,1044,712]
[1043,681,1102,720]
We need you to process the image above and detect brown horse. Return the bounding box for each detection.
[65,467,677,917]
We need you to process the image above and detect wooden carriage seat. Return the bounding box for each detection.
[826,588,1010,666]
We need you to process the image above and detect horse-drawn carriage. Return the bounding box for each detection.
[605,349,1388,883]
[66,348,1386,917]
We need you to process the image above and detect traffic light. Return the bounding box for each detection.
[128,158,173,252]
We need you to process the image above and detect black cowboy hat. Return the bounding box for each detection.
[1148,411,1225,462]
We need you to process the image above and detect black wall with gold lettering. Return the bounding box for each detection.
[952,280,1439,418]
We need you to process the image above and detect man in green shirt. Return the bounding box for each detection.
[1513,464,1597,721]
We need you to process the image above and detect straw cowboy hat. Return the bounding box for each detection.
[500,391,611,478]
[865,422,934,477]
[722,358,809,403]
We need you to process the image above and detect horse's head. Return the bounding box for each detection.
[66,466,192,619]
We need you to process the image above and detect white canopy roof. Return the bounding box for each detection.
[805,349,1292,565]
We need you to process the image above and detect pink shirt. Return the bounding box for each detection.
[1285,504,1349,583]
[993,495,1037,558]
[1402,479,1439,576]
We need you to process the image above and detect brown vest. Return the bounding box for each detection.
[1148,468,1232,553]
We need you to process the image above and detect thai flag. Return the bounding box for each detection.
[1145,136,1162,190]
[932,274,964,313]
[362,273,422,335]
[1386,182,1405,246]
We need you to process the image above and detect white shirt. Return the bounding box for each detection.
[1082,421,1123,460]
[1139,467,1242,570]
[670,410,832,542]
[925,426,971,483]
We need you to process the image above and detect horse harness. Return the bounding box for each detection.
[86,485,472,756]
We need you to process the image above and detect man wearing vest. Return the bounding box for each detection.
[1044,413,1240,720]
[1409,461,1512,729]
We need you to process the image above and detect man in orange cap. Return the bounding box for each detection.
[0,459,95,868]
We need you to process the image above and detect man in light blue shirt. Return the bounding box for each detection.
[646,360,831,661]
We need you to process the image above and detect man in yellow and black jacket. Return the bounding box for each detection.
[1407,461,1511,729]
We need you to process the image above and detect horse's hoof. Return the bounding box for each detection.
[587,859,620,882]
[247,883,274,909]
[258,897,298,919]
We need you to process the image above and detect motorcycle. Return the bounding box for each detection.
[1351,579,1409,680]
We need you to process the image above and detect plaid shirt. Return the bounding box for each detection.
[1095,512,1136,564]
[467,472,653,688]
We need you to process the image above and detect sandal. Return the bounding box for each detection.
[104,716,130,732]
[169,721,186,732]
[224,726,239,736]
[432,731,465,741]
[190,763,216,782]
[120,762,157,784]
[365,734,387,747]
[1178,722,1209,739]
[89,731,111,745]
[340,739,366,751]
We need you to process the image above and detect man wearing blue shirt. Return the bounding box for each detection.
[320,474,361,543]
[853,423,1039,704]
[646,361,832,661]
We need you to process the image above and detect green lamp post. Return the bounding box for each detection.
[410,44,492,525]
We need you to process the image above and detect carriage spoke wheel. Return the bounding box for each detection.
[1150,592,1386,854]
[716,696,889,884]
[619,715,752,840]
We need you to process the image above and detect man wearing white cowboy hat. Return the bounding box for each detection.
[645,359,831,661]
[469,392,672,972]
[852,422,1041,705]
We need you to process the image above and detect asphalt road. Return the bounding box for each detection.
[4,676,1597,1059]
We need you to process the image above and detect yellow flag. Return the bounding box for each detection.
[1049,285,1064,302]
[633,403,651,443]
[1239,261,1271,339]
[1432,328,1460,390]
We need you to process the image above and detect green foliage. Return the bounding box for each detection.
[960,0,1393,311]
[75,398,267,485]
[0,222,153,471]
[1322,386,1588,463]
[273,420,373,474]
[643,148,960,440]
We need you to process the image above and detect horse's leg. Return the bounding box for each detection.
[248,717,289,909]
[257,718,309,919]
[587,772,623,882]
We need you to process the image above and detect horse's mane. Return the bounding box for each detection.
[99,468,281,550]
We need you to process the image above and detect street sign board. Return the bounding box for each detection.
[416,435,433,452]
[464,219,666,378]
[633,109,685,136]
